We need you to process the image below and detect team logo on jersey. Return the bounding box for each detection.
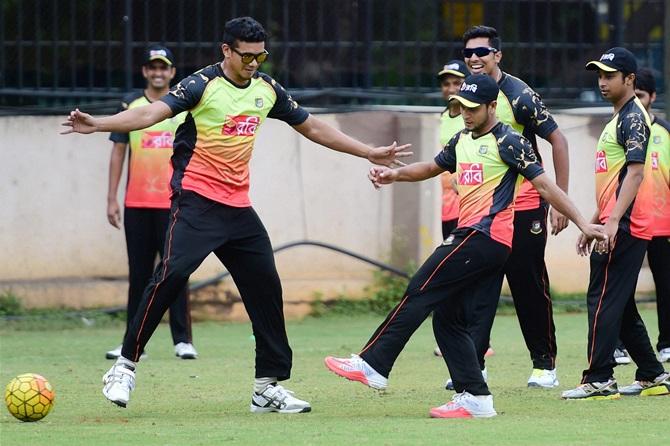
[653,135,661,144]
[255,97,264,108]
[478,145,488,155]
[442,234,455,246]
[595,150,608,173]
[530,220,543,235]
[651,152,659,170]
[222,115,260,136]
[458,163,483,185]
[141,131,174,149]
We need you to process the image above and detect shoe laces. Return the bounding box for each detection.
[449,391,473,407]
[106,365,135,389]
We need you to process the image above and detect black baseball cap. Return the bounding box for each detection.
[449,74,499,108]
[585,47,637,74]
[144,45,175,66]
[437,60,469,79]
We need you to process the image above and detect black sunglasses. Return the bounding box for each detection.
[462,47,498,58]
[231,47,269,64]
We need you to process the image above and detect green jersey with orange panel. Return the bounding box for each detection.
[435,122,545,247]
[439,109,464,221]
[643,117,670,236]
[594,96,652,239]
[110,92,187,209]
[496,72,559,211]
[160,64,309,207]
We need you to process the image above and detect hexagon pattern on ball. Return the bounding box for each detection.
[5,373,55,422]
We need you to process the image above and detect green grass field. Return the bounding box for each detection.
[1,310,667,445]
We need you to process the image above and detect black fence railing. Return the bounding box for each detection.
[0,0,665,114]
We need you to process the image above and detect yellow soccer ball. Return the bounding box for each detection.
[5,373,55,422]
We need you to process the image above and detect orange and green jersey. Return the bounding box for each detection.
[110,92,187,209]
[435,122,545,247]
[439,108,464,222]
[594,96,652,239]
[496,72,559,211]
[641,116,670,236]
[160,64,309,207]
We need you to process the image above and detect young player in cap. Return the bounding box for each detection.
[432,60,495,371]
[105,45,198,361]
[62,17,411,413]
[562,48,669,400]
[457,26,570,388]
[325,74,605,418]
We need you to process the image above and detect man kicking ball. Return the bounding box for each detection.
[324,74,605,418]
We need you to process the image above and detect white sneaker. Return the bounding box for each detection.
[324,354,388,390]
[445,368,487,391]
[105,345,147,360]
[174,342,198,359]
[659,348,670,363]
[527,368,559,388]
[613,348,632,364]
[430,392,497,418]
[102,359,136,407]
[250,384,311,414]
[561,379,620,400]
[619,372,670,396]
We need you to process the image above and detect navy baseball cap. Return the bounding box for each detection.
[585,47,637,74]
[144,45,175,66]
[437,60,469,79]
[449,74,499,108]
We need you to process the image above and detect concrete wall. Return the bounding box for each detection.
[0,110,654,309]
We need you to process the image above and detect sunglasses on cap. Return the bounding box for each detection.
[231,47,269,64]
[462,47,498,59]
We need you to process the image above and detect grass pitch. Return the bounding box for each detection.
[1,310,667,445]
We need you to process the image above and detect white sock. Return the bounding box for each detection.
[116,356,136,371]
[254,377,277,393]
[474,395,491,401]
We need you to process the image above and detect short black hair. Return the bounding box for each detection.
[635,67,656,95]
[223,17,266,47]
[462,25,501,51]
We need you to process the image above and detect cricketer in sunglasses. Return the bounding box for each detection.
[62,16,411,413]
[441,25,571,389]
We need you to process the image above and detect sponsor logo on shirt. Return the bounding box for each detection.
[141,131,174,149]
[651,152,659,170]
[222,115,260,136]
[595,150,608,173]
[458,163,483,185]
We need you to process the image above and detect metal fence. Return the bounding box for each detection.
[0,0,666,114]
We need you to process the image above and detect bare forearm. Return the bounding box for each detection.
[107,143,126,201]
[299,116,370,158]
[532,175,586,228]
[97,102,172,133]
[395,162,443,182]
[548,130,570,193]
[608,167,644,223]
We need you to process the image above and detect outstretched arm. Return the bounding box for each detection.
[293,115,412,167]
[61,101,173,135]
[530,173,604,242]
[368,161,444,189]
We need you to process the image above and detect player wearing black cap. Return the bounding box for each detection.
[325,74,605,418]
[562,48,669,400]
[105,44,198,361]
